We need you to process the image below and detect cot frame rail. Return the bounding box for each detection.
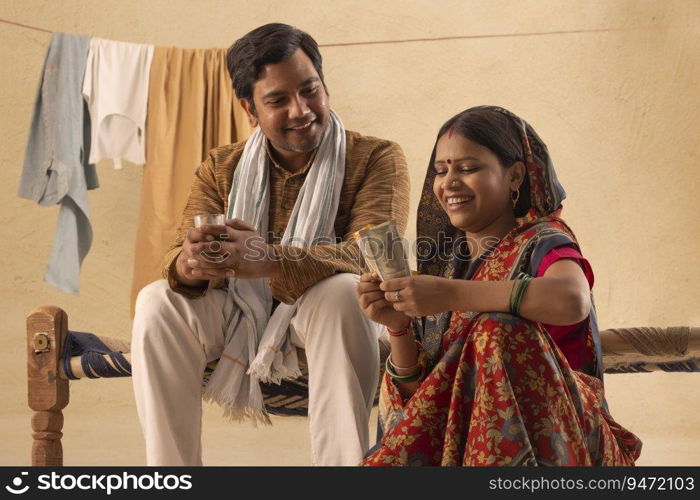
[26,305,698,466]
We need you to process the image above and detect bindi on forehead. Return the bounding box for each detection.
[437,128,458,163]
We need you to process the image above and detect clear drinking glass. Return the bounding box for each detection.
[193,213,225,228]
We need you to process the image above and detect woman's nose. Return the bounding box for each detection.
[442,169,461,189]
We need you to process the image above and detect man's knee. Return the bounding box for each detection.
[305,272,358,302]
[295,273,379,341]
[132,280,176,346]
[135,279,171,314]
[302,273,363,320]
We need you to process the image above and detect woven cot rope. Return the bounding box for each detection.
[605,360,699,374]
[63,331,132,380]
[608,326,691,357]
[60,327,698,409]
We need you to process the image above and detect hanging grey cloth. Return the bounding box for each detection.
[18,32,98,294]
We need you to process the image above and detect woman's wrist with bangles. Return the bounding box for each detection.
[385,355,424,384]
[388,354,420,374]
[509,272,533,315]
[385,340,425,384]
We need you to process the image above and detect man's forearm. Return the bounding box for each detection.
[269,241,364,304]
[265,253,282,280]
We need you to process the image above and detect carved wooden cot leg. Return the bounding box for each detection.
[27,306,69,466]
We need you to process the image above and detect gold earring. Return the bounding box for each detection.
[510,189,520,208]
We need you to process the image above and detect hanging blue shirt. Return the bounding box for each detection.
[18,32,98,294]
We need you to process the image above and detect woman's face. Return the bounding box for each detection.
[432,131,520,234]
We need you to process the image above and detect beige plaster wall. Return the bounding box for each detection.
[1,0,698,465]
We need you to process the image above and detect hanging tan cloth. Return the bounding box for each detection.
[130,47,252,315]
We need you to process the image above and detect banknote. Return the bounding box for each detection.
[355,220,411,281]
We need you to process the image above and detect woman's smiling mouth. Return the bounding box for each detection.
[445,195,475,210]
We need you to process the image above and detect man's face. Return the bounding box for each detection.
[242,48,330,158]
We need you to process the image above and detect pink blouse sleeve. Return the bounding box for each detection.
[535,246,594,290]
[534,246,595,371]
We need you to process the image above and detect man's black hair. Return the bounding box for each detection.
[226,23,325,106]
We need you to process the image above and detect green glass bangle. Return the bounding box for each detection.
[514,280,527,313]
[511,273,533,315]
[387,355,420,373]
[509,275,526,313]
[390,369,424,384]
[508,279,520,314]
[385,356,423,383]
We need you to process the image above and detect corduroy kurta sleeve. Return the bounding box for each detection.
[161,154,228,298]
[269,140,410,304]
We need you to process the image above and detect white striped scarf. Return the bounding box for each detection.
[202,110,346,423]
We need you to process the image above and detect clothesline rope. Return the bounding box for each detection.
[0,18,51,34]
[319,24,674,47]
[0,17,680,48]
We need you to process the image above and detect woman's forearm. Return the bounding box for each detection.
[388,327,421,399]
[389,332,418,368]
[448,276,591,326]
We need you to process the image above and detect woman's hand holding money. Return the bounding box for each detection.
[357,272,423,399]
[380,275,457,317]
[356,273,412,331]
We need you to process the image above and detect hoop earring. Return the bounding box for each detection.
[510,188,520,208]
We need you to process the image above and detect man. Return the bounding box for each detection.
[131,23,409,466]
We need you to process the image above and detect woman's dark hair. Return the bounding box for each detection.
[436,108,531,217]
[226,23,325,105]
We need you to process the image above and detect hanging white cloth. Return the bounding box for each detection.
[82,37,154,168]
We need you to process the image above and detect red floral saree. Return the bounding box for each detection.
[362,218,642,466]
[363,106,642,466]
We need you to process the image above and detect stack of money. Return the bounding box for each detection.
[354,220,411,281]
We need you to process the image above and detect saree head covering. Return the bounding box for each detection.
[416,106,604,380]
[416,105,566,278]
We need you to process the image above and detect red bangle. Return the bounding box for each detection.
[387,324,411,337]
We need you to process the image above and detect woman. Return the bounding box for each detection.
[357,106,642,466]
